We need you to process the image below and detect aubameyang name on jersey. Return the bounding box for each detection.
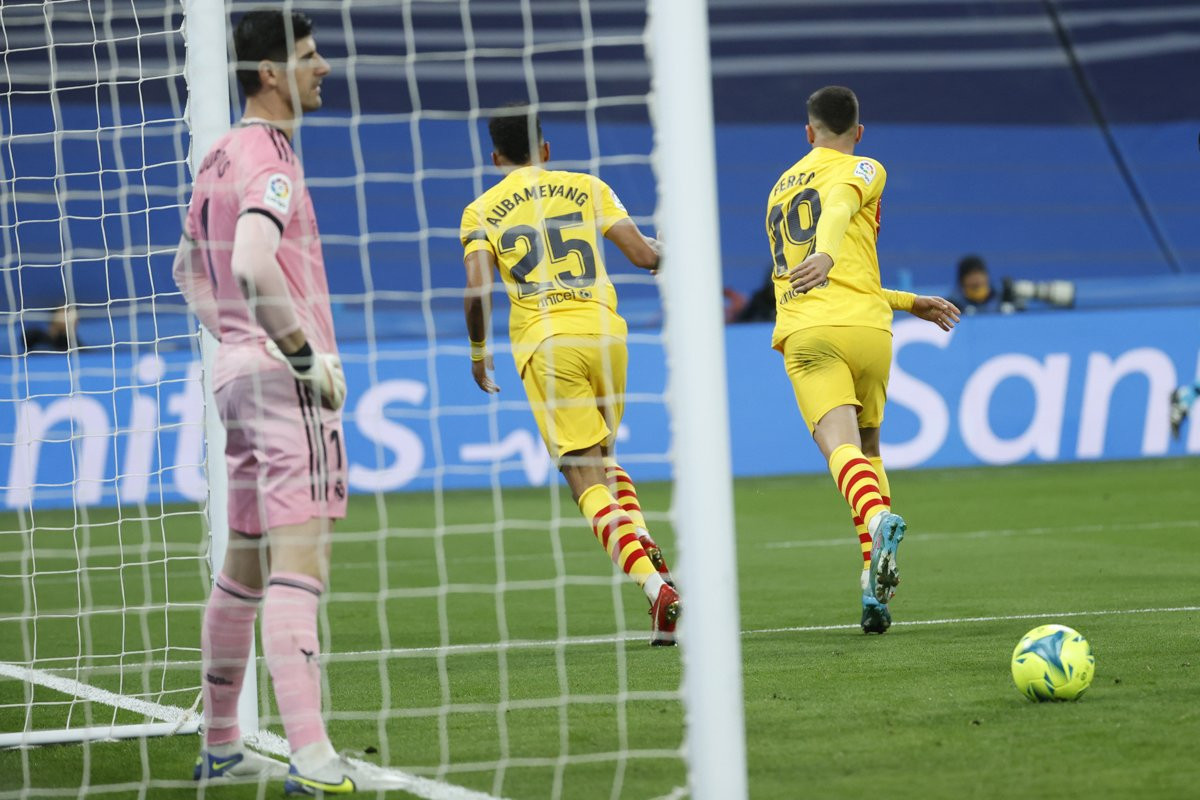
[485,184,589,225]
[772,170,815,197]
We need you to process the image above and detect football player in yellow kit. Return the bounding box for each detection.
[767,86,960,633]
[461,105,680,645]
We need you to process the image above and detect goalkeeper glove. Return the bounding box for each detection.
[265,339,347,411]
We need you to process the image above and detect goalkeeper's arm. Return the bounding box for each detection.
[231,213,346,410]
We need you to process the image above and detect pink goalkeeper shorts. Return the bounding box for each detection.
[214,368,348,535]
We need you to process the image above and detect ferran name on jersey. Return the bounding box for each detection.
[485,182,589,225]
[772,170,815,198]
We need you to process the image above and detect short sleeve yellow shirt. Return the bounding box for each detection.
[461,167,630,372]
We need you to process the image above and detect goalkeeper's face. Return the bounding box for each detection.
[288,36,330,113]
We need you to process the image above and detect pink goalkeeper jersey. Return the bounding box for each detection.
[184,120,337,390]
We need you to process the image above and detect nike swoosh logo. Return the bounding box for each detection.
[211,756,242,772]
[291,775,355,792]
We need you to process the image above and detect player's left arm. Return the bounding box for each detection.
[900,292,960,332]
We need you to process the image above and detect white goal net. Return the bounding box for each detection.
[0,1,742,798]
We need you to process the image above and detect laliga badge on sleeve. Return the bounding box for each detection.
[853,160,876,185]
[263,172,293,215]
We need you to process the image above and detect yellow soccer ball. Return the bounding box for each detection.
[1011,624,1095,702]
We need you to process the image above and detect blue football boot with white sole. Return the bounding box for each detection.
[868,511,907,605]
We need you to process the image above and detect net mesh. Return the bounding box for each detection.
[1,1,688,797]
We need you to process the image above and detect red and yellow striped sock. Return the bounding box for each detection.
[829,444,887,542]
[853,456,892,569]
[605,461,672,577]
[604,462,648,530]
[578,484,659,597]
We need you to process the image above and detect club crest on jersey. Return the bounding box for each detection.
[853,160,876,185]
[263,173,292,214]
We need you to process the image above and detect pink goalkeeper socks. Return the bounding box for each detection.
[262,572,328,753]
[201,573,263,746]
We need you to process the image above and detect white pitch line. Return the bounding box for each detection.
[244,729,507,800]
[764,518,1199,549]
[0,662,198,728]
[336,604,1200,659]
[745,605,1200,636]
[0,664,508,800]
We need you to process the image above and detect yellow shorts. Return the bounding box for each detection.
[781,325,892,434]
[520,334,627,460]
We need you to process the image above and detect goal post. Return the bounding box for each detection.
[181,0,259,743]
[648,2,748,797]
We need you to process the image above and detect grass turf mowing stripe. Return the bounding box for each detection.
[763,518,1199,549]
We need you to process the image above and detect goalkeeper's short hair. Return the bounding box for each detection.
[489,103,542,165]
[234,9,315,97]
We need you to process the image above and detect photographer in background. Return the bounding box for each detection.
[951,254,1075,315]
[950,255,1003,314]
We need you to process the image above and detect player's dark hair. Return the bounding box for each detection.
[957,254,988,282]
[489,103,542,165]
[234,10,314,96]
[806,86,859,136]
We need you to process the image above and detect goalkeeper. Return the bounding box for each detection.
[173,10,371,794]
[460,105,680,645]
[765,86,960,634]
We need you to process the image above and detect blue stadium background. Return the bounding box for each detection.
[2,0,1199,508]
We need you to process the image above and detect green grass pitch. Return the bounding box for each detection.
[1,457,1198,799]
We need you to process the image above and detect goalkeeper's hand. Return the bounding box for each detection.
[265,339,347,411]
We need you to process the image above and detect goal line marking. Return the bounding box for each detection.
[0,667,507,800]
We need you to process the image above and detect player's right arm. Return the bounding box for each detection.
[461,203,500,394]
[788,183,861,293]
[171,232,221,340]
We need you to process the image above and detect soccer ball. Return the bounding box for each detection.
[1010,624,1095,702]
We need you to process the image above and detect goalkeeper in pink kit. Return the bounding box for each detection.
[173,10,368,794]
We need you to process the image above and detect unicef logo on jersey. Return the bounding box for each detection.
[579,289,593,299]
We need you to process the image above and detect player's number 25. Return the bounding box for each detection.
[768,188,821,278]
[501,211,598,298]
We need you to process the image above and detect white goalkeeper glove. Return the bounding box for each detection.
[265,339,347,411]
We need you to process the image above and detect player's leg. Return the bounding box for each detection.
[850,427,890,576]
[195,383,288,781]
[525,336,678,644]
[603,455,673,583]
[852,329,906,610]
[594,337,674,584]
[786,329,889,536]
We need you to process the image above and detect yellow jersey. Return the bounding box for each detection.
[461,166,630,372]
[765,147,889,350]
